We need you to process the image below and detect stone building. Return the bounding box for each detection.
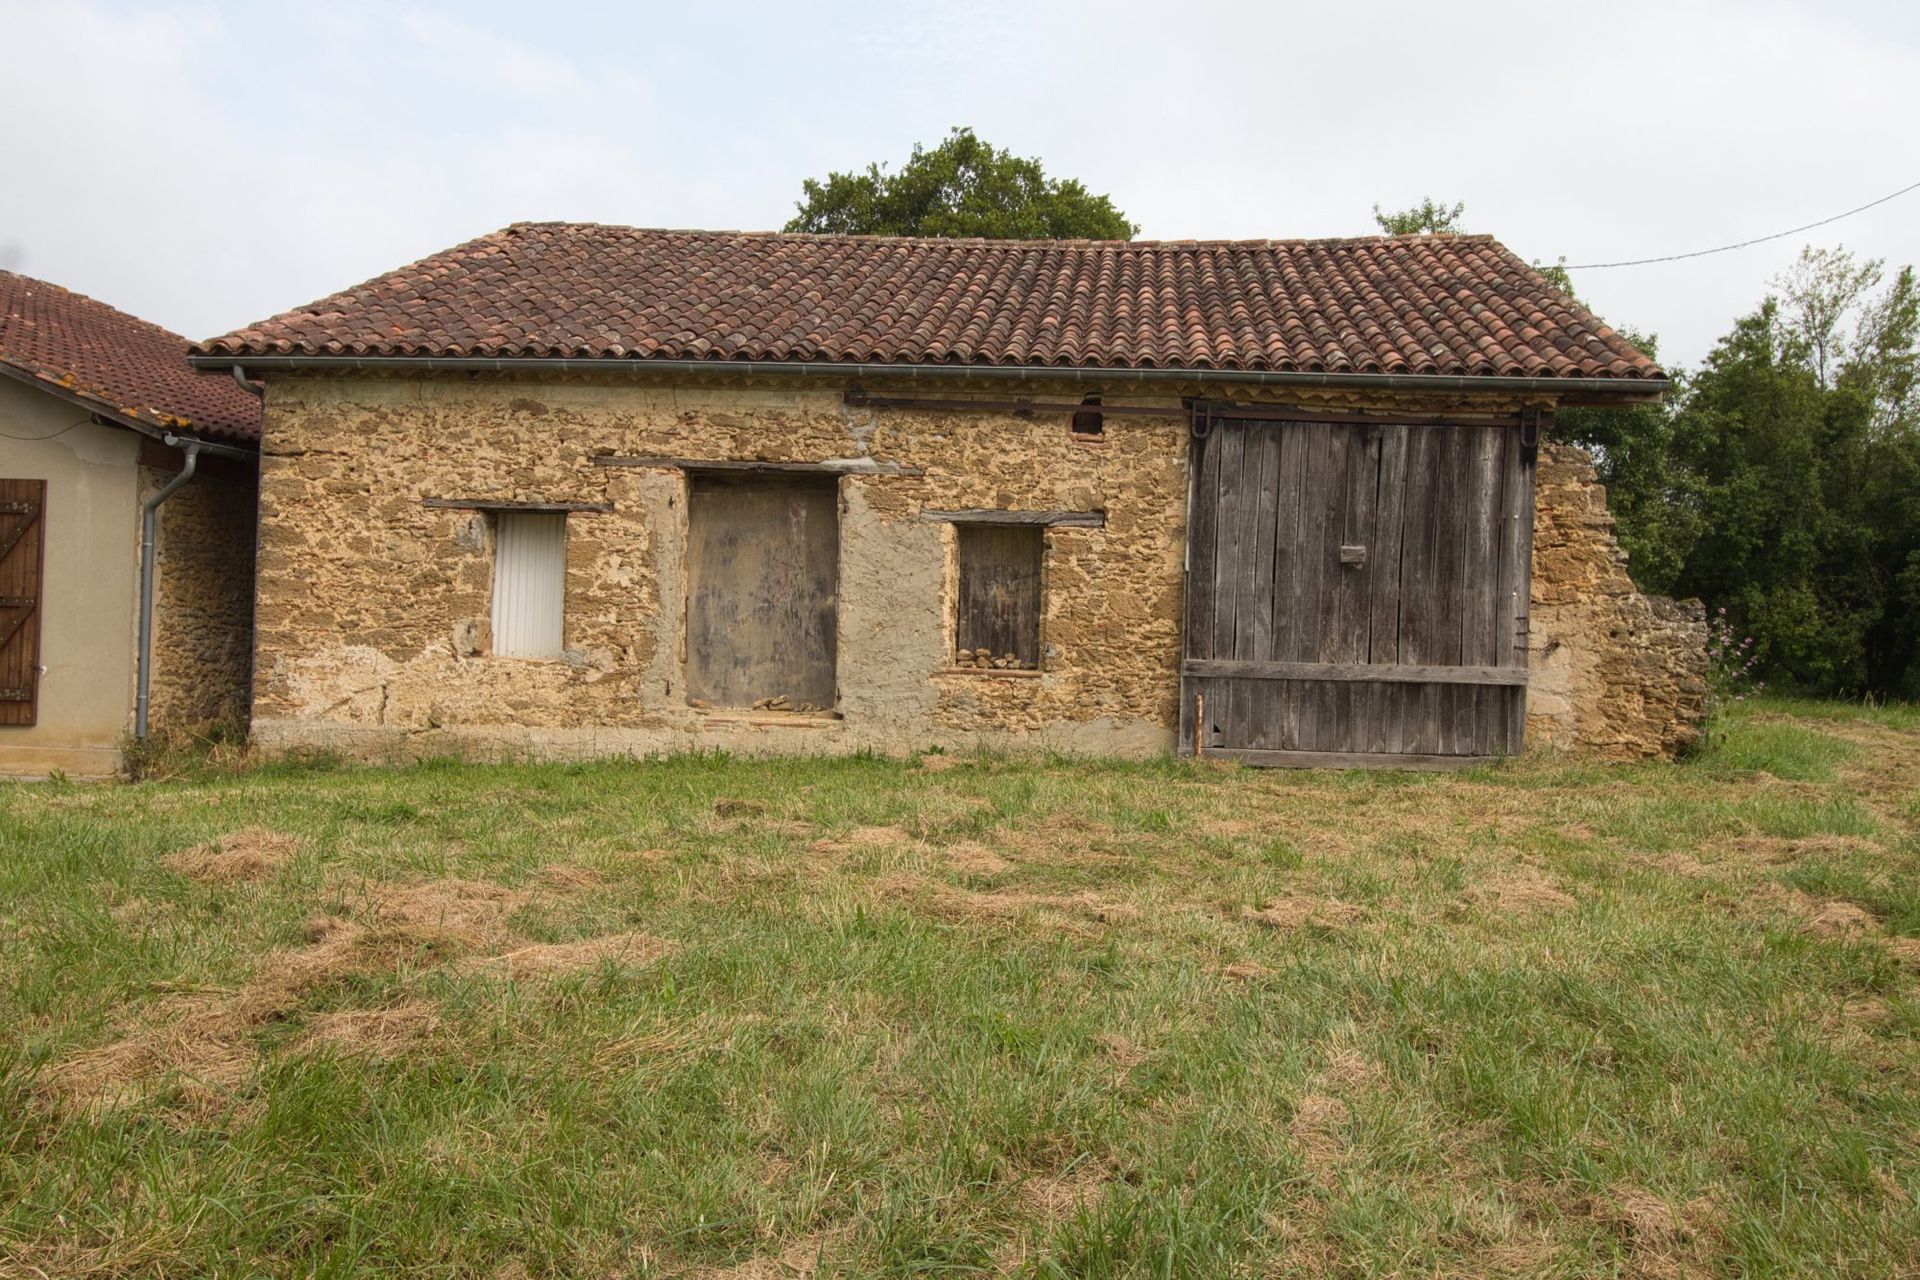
[193,224,1705,767]
[0,271,260,777]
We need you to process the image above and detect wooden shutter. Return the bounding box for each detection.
[956,525,1043,666]
[0,480,46,726]
[491,512,567,658]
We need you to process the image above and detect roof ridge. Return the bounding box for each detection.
[500,222,1500,252]
[0,268,195,346]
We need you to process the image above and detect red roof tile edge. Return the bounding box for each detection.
[195,224,1663,386]
[1,270,260,445]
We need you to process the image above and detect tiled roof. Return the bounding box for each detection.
[0,270,260,444]
[196,223,1662,383]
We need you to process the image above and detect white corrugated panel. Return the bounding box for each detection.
[491,512,566,658]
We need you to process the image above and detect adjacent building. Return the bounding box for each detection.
[0,272,260,776]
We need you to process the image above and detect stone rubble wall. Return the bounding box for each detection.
[248,375,1206,761]
[146,458,258,732]
[248,374,1706,763]
[1526,442,1708,759]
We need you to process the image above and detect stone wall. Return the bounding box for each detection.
[1525,442,1708,759]
[147,457,257,731]
[249,375,1705,763]
[250,374,1200,760]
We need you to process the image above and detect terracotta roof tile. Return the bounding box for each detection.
[1,270,260,444]
[196,224,1662,383]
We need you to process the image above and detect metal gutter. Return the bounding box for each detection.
[188,354,1670,400]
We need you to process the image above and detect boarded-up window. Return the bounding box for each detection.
[686,474,839,709]
[0,480,46,726]
[955,525,1042,668]
[491,512,566,658]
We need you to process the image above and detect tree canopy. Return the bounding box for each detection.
[785,128,1137,241]
[1371,197,1467,236]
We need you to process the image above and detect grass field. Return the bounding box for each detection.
[2,699,1918,1278]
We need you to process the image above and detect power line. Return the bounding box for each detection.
[1565,178,1920,270]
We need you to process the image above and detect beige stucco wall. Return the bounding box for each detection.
[0,378,139,776]
[249,374,1706,764]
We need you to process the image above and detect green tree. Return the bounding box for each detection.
[1555,335,1699,595]
[785,128,1137,240]
[1371,197,1467,235]
[1772,246,1884,388]
[1665,254,1920,696]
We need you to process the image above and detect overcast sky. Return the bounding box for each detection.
[5,0,1917,371]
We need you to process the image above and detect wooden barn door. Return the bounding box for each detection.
[1179,411,1537,767]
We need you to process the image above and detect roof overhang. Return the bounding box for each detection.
[0,359,258,457]
[189,354,1669,407]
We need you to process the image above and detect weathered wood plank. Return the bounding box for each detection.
[423,497,612,513]
[921,509,1105,527]
[685,475,839,709]
[1427,428,1469,668]
[1184,427,1221,665]
[1510,426,1539,750]
[1270,420,1309,663]
[956,525,1044,665]
[1234,428,1281,736]
[1294,424,1336,748]
[1181,659,1531,685]
[1245,426,1282,661]
[1459,426,1503,669]
[1209,747,1497,771]
[1327,426,1379,664]
[1211,424,1247,665]
[595,456,923,476]
[1367,424,1410,667]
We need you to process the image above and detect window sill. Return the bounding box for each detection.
[687,706,845,727]
[933,667,1043,679]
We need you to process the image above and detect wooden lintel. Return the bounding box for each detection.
[1182,659,1530,686]
[1198,405,1526,428]
[1211,748,1497,771]
[592,456,924,477]
[423,498,613,513]
[920,509,1106,528]
[844,391,1180,419]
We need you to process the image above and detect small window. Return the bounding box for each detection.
[1071,393,1104,439]
[954,525,1042,670]
[491,512,566,658]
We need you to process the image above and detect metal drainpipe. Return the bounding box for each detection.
[136,434,202,739]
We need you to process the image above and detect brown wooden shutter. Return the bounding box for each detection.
[0,479,47,727]
[956,525,1044,667]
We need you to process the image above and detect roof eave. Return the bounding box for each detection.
[0,360,259,454]
[188,354,1669,405]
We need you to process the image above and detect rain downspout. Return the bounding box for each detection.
[136,434,201,739]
